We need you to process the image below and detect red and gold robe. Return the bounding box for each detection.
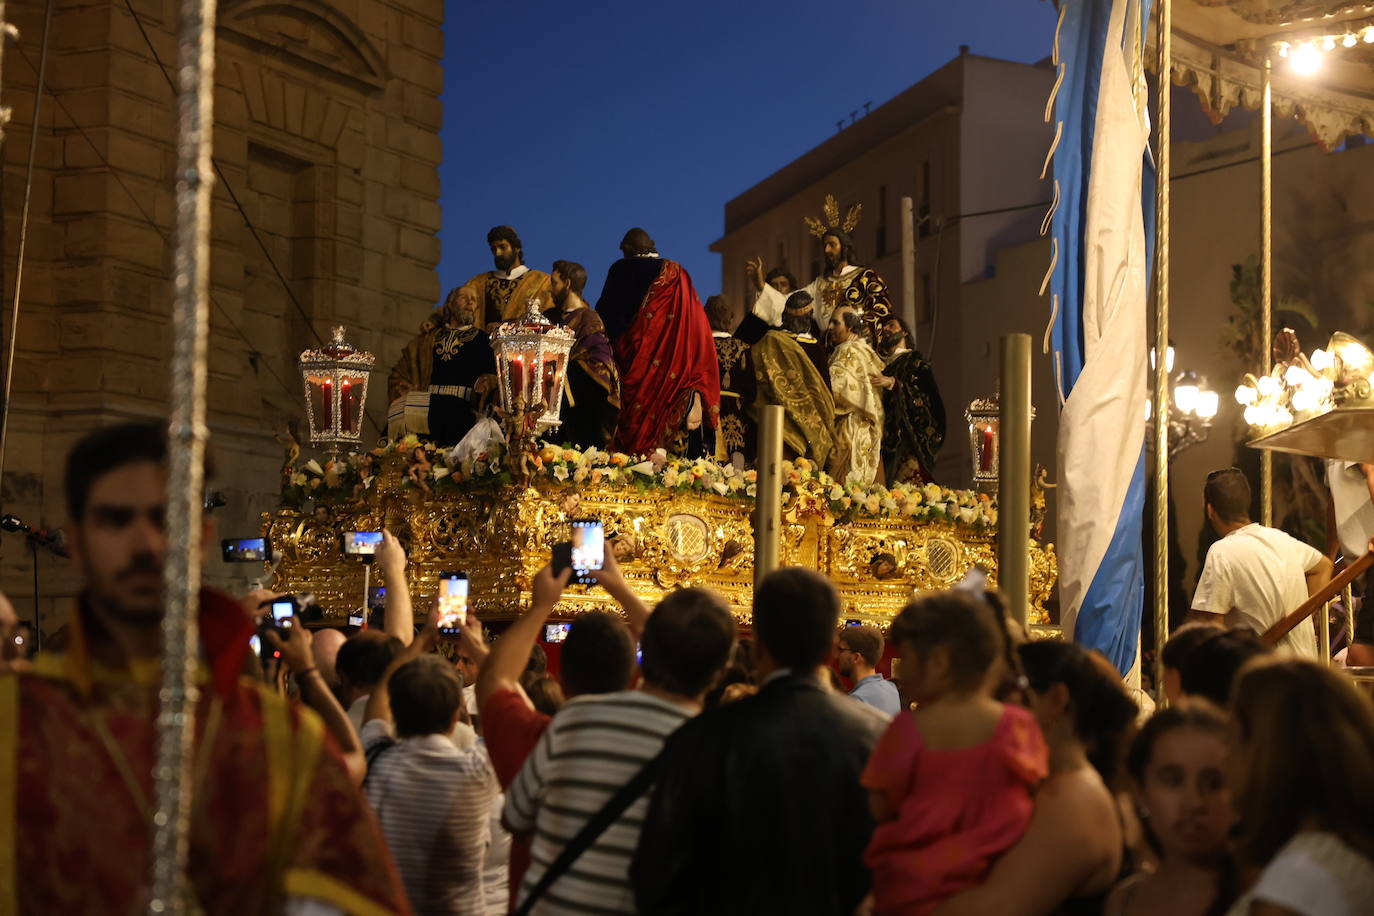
[0,592,409,916]
[610,260,720,455]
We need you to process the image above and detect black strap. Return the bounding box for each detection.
[362,736,396,787]
[513,751,664,916]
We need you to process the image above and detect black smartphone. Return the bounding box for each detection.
[569,518,605,585]
[367,585,387,611]
[222,537,269,562]
[544,623,571,644]
[267,597,298,632]
[437,571,469,636]
[342,531,383,557]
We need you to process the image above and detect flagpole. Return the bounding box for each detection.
[1259,54,1274,526]
[1152,0,1172,702]
[150,0,216,908]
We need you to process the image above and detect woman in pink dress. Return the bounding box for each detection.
[863,591,1048,915]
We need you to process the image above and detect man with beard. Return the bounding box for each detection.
[735,290,835,468]
[545,259,619,449]
[3,423,407,914]
[461,225,552,326]
[875,315,946,483]
[388,285,498,445]
[595,228,720,456]
[827,305,886,485]
[746,197,893,330]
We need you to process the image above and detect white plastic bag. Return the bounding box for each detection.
[448,416,506,466]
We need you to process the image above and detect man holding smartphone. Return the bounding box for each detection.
[2,423,407,915]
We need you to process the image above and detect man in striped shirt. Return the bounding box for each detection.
[503,587,737,914]
[362,627,499,915]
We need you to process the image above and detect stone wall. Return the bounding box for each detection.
[0,0,444,635]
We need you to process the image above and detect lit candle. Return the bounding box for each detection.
[511,356,524,399]
[980,425,994,472]
[322,379,333,428]
[341,379,352,432]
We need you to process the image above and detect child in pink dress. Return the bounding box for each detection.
[862,590,1048,915]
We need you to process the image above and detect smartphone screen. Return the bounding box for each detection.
[544,623,571,644]
[343,531,383,556]
[367,585,387,612]
[271,599,296,629]
[570,519,604,585]
[248,634,261,656]
[437,572,469,635]
[222,537,268,562]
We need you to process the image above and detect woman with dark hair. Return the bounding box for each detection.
[935,640,1138,916]
[1106,702,1235,916]
[1224,658,1374,915]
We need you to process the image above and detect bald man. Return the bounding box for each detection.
[312,627,348,697]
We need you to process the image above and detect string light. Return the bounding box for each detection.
[1290,42,1323,74]
[1344,32,1359,48]
[1364,27,1374,43]
[1322,35,1338,51]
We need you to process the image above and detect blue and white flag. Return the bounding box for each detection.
[1044,0,1152,675]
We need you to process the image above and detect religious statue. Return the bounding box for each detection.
[460,225,552,327]
[406,446,433,497]
[746,194,894,330]
[387,286,497,446]
[545,260,620,449]
[827,304,886,485]
[734,291,835,468]
[877,315,946,484]
[705,295,756,459]
[595,228,720,456]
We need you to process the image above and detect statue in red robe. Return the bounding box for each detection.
[595,228,720,455]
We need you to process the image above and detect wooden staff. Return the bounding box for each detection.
[1262,550,1374,646]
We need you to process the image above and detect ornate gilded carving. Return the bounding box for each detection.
[267,454,1056,628]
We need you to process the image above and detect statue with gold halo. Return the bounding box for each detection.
[745,195,894,332]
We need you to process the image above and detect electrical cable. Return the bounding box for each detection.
[15,46,305,420]
[0,0,55,516]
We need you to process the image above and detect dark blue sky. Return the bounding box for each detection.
[437,0,1057,304]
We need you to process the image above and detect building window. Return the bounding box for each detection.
[876,185,889,258]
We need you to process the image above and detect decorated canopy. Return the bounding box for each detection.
[1161,1,1374,147]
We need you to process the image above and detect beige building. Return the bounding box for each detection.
[712,49,1056,485]
[1,0,444,634]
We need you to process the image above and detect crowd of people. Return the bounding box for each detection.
[386,220,946,486]
[5,424,1374,916]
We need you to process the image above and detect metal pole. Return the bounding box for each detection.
[900,195,916,328]
[150,0,216,908]
[753,404,783,587]
[1345,583,1356,665]
[1260,55,1274,526]
[1152,0,1172,704]
[1319,598,1331,664]
[998,334,1032,627]
[0,0,53,510]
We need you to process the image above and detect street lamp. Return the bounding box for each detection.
[1148,345,1218,460]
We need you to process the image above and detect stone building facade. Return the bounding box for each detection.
[0,0,444,634]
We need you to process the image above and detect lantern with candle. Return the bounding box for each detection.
[965,396,1000,493]
[490,297,575,436]
[299,326,375,454]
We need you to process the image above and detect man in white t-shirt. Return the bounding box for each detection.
[1190,468,1333,658]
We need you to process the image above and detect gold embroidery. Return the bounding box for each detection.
[434,327,479,362]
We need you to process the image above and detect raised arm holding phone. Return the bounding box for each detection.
[265,612,368,787]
